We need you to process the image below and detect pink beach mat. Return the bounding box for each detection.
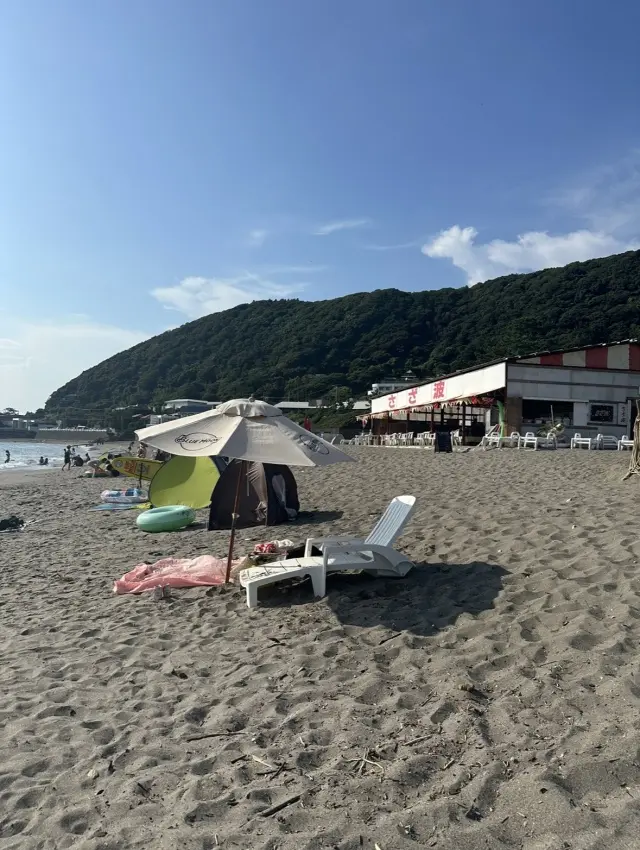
[113,555,244,594]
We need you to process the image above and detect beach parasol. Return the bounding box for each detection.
[135,398,356,580]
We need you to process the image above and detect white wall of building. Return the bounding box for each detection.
[507,363,640,436]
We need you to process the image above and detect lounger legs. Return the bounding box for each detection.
[310,569,326,598]
[245,568,326,609]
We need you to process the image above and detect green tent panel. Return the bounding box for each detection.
[149,456,226,509]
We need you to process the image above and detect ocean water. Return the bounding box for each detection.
[0,441,90,471]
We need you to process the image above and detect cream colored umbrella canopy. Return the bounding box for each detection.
[135,398,356,467]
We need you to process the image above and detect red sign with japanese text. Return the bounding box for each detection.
[432,380,446,400]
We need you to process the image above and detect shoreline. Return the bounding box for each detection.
[0,467,61,486]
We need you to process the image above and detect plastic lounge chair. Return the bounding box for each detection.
[519,431,539,450]
[239,557,328,608]
[239,544,415,609]
[570,433,594,450]
[597,434,618,450]
[238,495,416,608]
[306,494,416,566]
[481,425,502,449]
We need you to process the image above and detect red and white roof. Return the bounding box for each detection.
[516,341,640,370]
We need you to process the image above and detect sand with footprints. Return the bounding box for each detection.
[1,447,640,849]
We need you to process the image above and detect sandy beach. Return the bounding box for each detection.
[2,446,640,849]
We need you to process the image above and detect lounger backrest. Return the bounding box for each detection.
[365,495,416,547]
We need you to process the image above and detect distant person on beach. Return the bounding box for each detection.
[39,456,44,465]
[44,457,49,465]
[85,453,91,463]
[4,450,10,464]
[62,446,72,471]
[137,443,148,459]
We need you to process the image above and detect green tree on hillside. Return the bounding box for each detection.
[45,250,640,415]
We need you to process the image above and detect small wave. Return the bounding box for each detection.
[0,463,57,472]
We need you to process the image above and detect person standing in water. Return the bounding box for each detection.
[4,450,9,464]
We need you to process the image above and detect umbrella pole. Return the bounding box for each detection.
[225,460,244,583]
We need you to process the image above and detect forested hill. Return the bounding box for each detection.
[46,250,640,413]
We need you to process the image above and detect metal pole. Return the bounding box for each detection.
[225,460,245,583]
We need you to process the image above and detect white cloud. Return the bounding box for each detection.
[151,272,307,320]
[423,225,640,285]
[313,218,371,236]
[248,229,268,248]
[423,150,640,285]
[0,318,148,412]
[551,149,640,237]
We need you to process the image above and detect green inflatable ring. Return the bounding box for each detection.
[136,505,196,533]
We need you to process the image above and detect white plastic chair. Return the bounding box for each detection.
[570,433,594,450]
[481,424,500,449]
[597,434,618,450]
[482,426,518,449]
[238,495,417,608]
[618,436,634,451]
[519,431,539,450]
[540,432,557,450]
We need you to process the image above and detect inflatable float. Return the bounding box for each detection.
[136,505,196,533]
[101,488,148,504]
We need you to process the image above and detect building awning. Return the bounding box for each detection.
[370,362,507,415]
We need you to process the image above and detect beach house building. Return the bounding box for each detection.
[162,399,219,415]
[369,339,640,443]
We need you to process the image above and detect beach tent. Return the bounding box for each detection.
[150,455,227,510]
[208,459,299,529]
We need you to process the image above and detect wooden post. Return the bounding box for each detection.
[622,399,640,481]
[461,403,466,446]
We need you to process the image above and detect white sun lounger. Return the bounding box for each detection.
[570,432,595,450]
[238,495,416,608]
[596,434,618,450]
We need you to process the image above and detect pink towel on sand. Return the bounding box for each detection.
[113,555,241,594]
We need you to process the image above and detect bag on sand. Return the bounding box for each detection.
[0,515,25,532]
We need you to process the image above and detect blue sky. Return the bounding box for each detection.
[2,0,640,410]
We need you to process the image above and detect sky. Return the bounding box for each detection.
[2,0,640,411]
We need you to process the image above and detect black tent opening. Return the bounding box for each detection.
[208,459,300,530]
